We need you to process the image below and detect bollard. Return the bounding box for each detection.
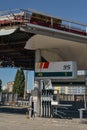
[26,112,29,119]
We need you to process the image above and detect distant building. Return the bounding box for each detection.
[2,81,14,92]
[54,86,85,95]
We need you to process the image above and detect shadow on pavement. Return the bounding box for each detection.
[0,105,28,115]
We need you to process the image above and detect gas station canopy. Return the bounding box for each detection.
[0,8,87,70]
[25,34,87,70]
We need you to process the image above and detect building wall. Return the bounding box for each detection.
[54,86,85,95]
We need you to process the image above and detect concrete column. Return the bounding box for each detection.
[35,49,42,117]
[35,49,41,63]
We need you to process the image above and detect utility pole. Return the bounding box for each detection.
[84,70,87,109]
[24,70,28,99]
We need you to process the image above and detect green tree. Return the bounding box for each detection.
[13,68,25,97]
[0,80,2,92]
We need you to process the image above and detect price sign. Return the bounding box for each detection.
[35,61,77,79]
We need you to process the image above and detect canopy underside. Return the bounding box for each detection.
[25,34,87,69]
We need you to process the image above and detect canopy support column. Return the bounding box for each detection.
[34,49,42,116]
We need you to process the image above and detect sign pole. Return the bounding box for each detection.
[84,70,87,109]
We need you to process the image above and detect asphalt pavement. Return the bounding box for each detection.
[0,106,87,130]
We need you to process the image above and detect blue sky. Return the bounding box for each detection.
[0,68,34,90]
[0,0,87,89]
[0,0,87,24]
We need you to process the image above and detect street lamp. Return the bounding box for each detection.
[24,70,28,99]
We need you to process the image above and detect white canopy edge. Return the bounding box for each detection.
[25,34,80,50]
[0,28,17,36]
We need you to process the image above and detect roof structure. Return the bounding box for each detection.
[0,27,35,69]
[25,34,87,69]
[0,9,87,70]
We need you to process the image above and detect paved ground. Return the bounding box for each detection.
[0,113,87,130]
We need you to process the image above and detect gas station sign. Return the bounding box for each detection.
[35,61,77,79]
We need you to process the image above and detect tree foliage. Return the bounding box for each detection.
[13,68,25,97]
